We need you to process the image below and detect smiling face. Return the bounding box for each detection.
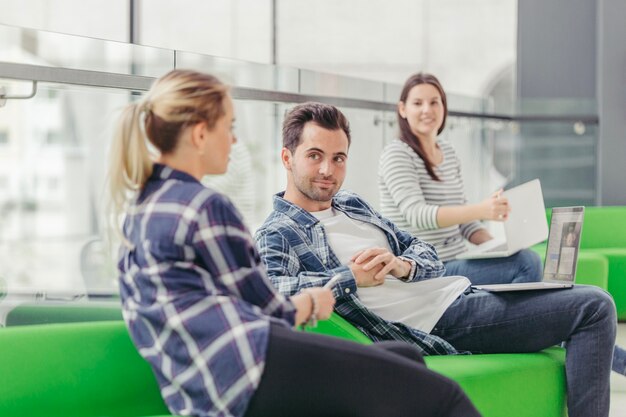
[282,121,349,212]
[398,83,445,141]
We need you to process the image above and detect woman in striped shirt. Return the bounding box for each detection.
[108,69,479,417]
[379,73,542,285]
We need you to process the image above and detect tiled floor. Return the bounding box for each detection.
[612,324,626,417]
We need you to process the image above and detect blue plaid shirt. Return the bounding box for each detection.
[255,190,459,355]
[118,164,296,417]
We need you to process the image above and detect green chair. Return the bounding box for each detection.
[585,248,626,320]
[0,321,173,417]
[1,307,567,417]
[307,314,566,417]
[544,206,626,319]
[306,312,372,344]
[4,300,123,326]
[425,349,565,417]
[531,243,609,290]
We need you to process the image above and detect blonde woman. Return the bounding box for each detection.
[108,69,479,417]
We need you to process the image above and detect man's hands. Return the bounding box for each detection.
[350,247,412,286]
[350,260,385,287]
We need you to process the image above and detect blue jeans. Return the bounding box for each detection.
[431,285,618,417]
[444,249,543,284]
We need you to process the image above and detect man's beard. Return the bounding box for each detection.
[294,176,338,203]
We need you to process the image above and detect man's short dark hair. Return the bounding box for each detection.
[282,102,351,153]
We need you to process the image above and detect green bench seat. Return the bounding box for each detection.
[540,206,626,319]
[585,248,626,320]
[4,300,123,326]
[425,349,565,417]
[306,313,566,417]
[0,321,173,417]
[1,305,566,417]
[531,243,609,290]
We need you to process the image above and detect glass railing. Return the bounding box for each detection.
[0,24,599,324]
[0,24,174,76]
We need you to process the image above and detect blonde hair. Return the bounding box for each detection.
[107,69,229,241]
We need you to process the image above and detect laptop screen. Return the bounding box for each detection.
[543,206,585,282]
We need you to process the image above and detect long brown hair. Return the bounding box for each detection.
[397,72,448,181]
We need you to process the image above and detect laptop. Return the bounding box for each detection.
[456,179,549,260]
[473,206,584,292]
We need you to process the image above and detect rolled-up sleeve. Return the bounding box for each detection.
[255,227,358,299]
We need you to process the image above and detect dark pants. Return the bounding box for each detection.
[245,323,481,417]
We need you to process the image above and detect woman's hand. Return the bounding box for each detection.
[478,189,510,221]
[468,229,493,245]
[304,287,335,320]
[292,287,336,326]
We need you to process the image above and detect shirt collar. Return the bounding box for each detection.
[273,192,343,228]
[151,163,200,184]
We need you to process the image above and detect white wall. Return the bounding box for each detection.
[0,0,517,98]
[0,0,128,41]
[139,0,273,63]
[277,0,516,97]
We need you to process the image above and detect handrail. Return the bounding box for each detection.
[0,62,154,91]
[0,80,37,100]
[0,61,598,124]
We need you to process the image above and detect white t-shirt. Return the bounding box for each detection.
[311,207,470,333]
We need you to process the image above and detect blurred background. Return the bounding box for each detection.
[0,0,623,297]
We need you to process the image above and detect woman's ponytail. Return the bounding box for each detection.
[106,69,228,244]
[107,101,153,243]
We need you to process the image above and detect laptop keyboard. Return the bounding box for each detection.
[484,243,509,253]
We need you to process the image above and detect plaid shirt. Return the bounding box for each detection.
[255,190,459,355]
[118,164,296,417]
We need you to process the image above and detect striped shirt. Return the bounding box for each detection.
[118,163,296,417]
[255,190,460,356]
[378,139,483,261]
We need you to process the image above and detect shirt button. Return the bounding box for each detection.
[344,288,351,294]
